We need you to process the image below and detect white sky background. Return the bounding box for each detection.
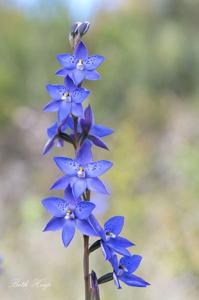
[6,0,124,19]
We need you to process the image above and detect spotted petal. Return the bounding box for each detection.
[57,54,76,69]
[104,216,124,236]
[86,160,113,177]
[85,55,105,71]
[54,157,80,174]
[72,88,90,103]
[75,202,95,220]
[46,84,67,100]
[42,197,68,217]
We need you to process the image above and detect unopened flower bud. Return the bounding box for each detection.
[69,21,90,49]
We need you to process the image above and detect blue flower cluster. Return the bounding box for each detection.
[41,22,149,292]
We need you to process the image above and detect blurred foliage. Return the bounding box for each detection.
[0,0,199,300]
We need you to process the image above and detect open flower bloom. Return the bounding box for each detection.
[43,76,89,122]
[42,187,97,247]
[110,254,150,289]
[43,119,68,155]
[56,41,105,85]
[51,141,113,198]
[100,216,134,259]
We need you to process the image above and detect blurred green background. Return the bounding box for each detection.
[0,0,199,299]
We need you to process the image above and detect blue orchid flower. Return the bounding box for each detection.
[42,187,97,247]
[44,75,90,122]
[110,254,150,289]
[51,141,113,198]
[56,41,105,85]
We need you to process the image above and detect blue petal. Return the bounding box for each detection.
[57,54,76,69]
[43,100,60,112]
[89,214,105,240]
[113,273,122,289]
[113,237,134,248]
[46,84,66,99]
[71,103,83,117]
[76,219,97,236]
[86,178,109,194]
[120,255,142,274]
[109,254,119,273]
[91,124,114,137]
[43,217,65,231]
[100,241,112,260]
[55,68,69,77]
[50,175,70,190]
[74,41,88,60]
[62,220,76,247]
[85,70,100,81]
[42,138,55,155]
[72,88,90,103]
[58,101,71,122]
[47,122,58,138]
[80,104,93,133]
[86,160,113,177]
[54,157,80,174]
[72,178,87,198]
[88,135,109,150]
[85,55,105,71]
[42,197,68,217]
[72,69,85,85]
[64,186,80,207]
[108,240,131,256]
[119,273,149,287]
[64,75,76,91]
[76,141,93,164]
[104,216,124,236]
[75,202,95,220]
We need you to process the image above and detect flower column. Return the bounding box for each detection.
[41,22,149,300]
